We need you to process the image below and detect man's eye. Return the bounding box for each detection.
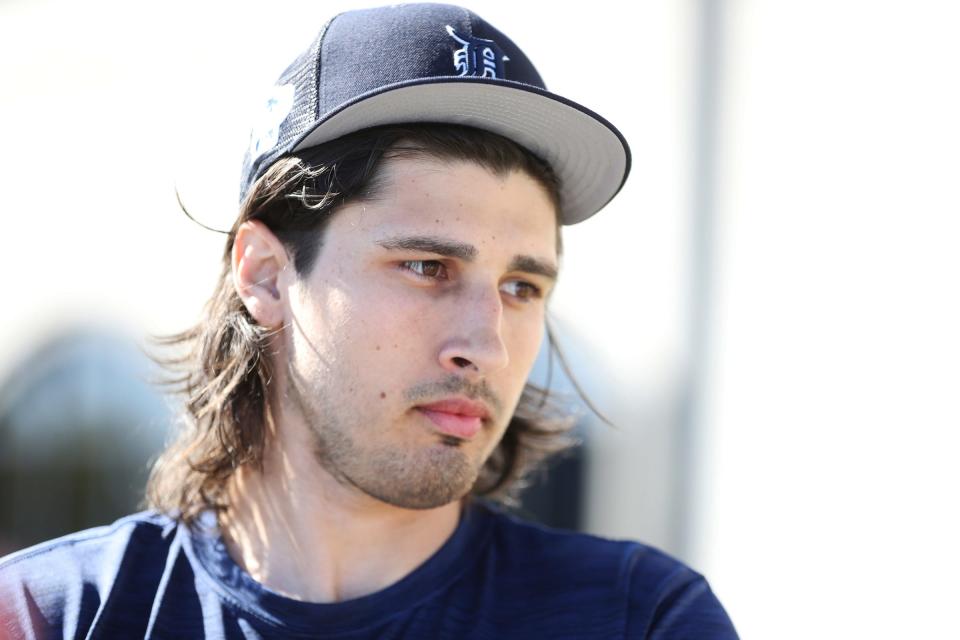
[401,260,448,280]
[501,280,542,301]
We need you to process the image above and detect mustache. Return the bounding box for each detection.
[403,375,503,420]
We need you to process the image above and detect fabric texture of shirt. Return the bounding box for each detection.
[0,503,737,639]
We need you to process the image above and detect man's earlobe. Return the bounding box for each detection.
[232,221,289,328]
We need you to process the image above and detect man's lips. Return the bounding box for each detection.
[415,397,491,440]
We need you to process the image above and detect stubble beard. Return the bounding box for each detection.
[285,366,482,510]
[313,424,478,509]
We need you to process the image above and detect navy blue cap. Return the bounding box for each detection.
[240,3,631,225]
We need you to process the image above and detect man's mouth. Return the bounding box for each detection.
[415,397,491,440]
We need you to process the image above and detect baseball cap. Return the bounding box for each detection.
[240,3,631,225]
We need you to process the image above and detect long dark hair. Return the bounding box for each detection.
[146,124,576,525]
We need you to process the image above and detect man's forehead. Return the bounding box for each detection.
[368,154,560,242]
[370,153,538,193]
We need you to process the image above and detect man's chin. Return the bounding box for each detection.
[353,448,480,510]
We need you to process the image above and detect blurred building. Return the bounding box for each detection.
[0,329,170,554]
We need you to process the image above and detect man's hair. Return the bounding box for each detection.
[146,124,577,525]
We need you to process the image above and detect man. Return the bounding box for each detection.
[0,4,737,638]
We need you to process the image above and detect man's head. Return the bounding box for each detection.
[147,3,630,523]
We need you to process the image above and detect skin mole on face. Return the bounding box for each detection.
[379,392,386,399]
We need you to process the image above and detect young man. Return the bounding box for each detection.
[0,4,737,638]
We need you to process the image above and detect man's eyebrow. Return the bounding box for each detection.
[376,235,557,280]
[376,235,478,261]
[508,255,559,281]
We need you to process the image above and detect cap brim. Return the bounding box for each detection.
[290,78,631,225]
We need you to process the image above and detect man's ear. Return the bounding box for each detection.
[232,220,290,328]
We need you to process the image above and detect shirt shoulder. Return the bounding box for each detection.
[623,544,738,639]
[0,512,179,639]
[483,505,642,583]
[475,505,738,639]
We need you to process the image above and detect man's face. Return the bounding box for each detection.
[279,155,559,509]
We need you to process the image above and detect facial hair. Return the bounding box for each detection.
[284,364,501,510]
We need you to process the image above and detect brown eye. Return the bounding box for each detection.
[403,260,448,280]
[501,280,542,301]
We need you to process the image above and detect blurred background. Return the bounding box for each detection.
[1,0,958,637]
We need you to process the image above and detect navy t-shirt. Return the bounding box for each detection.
[0,503,737,639]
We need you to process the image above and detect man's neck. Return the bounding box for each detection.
[218,447,462,603]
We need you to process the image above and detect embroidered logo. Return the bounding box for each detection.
[445,26,510,79]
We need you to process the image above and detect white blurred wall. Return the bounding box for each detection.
[697,2,960,638]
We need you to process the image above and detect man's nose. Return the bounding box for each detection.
[437,284,509,377]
